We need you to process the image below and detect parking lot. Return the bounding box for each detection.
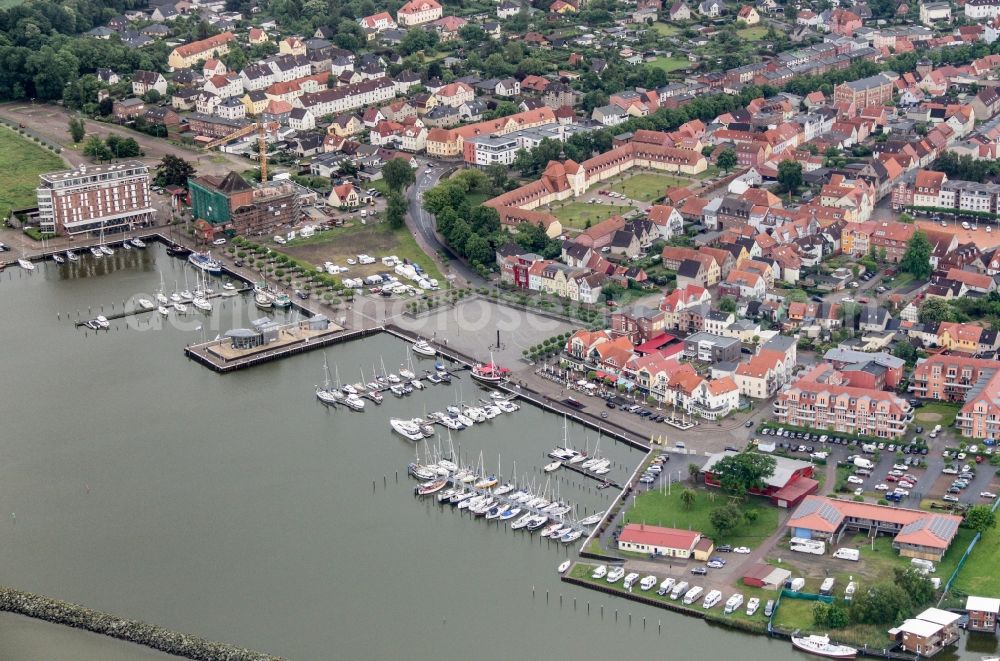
[757,423,1000,511]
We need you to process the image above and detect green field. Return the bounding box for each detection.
[548,201,632,229]
[648,56,690,73]
[772,598,889,648]
[652,22,680,36]
[953,523,1000,597]
[737,25,770,41]
[914,401,960,428]
[0,127,65,220]
[623,486,780,547]
[608,173,691,202]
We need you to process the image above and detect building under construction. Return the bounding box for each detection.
[188,171,301,237]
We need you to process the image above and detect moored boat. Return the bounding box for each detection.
[65,250,79,262]
[412,339,436,357]
[416,479,447,496]
[790,635,858,659]
[557,560,571,574]
[18,258,34,270]
[52,253,65,264]
[471,361,508,385]
[544,461,562,473]
[188,251,222,274]
[137,298,155,310]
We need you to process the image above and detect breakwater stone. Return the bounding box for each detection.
[0,587,284,661]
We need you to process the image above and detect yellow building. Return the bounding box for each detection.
[168,32,235,70]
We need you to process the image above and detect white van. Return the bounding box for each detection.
[274,235,286,245]
[833,548,860,561]
[911,558,935,574]
[853,457,874,470]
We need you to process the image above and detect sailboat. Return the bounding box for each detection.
[98,225,114,255]
[17,257,34,271]
[316,355,341,406]
[65,250,79,262]
[180,269,194,301]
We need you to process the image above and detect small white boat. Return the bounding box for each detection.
[386,373,401,384]
[94,315,110,329]
[417,479,447,496]
[173,302,188,313]
[544,461,562,473]
[192,298,212,312]
[579,513,604,526]
[90,246,103,257]
[137,298,155,310]
[158,306,170,316]
[122,240,132,250]
[131,237,146,248]
[342,394,365,411]
[316,388,341,406]
[561,529,582,544]
[180,289,194,301]
[557,560,571,574]
[410,379,424,390]
[52,253,65,264]
[100,245,114,256]
[412,340,436,356]
[17,258,34,270]
[156,292,169,305]
[399,367,416,380]
[790,634,857,659]
[223,282,236,290]
[170,291,182,303]
[65,250,79,261]
[540,522,563,538]
[390,418,425,441]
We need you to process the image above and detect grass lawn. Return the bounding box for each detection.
[953,523,1000,596]
[608,173,692,202]
[696,165,722,180]
[772,598,889,648]
[466,192,491,207]
[281,222,443,283]
[548,201,632,229]
[737,25,770,41]
[914,401,961,428]
[647,56,690,73]
[651,22,680,36]
[0,127,65,220]
[623,486,780,547]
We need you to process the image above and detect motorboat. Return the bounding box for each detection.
[399,367,416,380]
[591,565,608,579]
[483,405,500,419]
[165,244,190,257]
[173,302,188,313]
[496,400,519,413]
[386,373,401,384]
[83,320,99,330]
[412,340,436,356]
[436,488,457,503]
[557,560,571,574]
[17,258,34,271]
[342,394,365,411]
[137,298,155,310]
[410,379,424,390]
[158,306,170,316]
[790,635,857,659]
[450,491,474,506]
[401,384,413,395]
[416,479,447,496]
[746,598,760,616]
[130,237,146,248]
[436,416,463,430]
[94,315,110,329]
[341,384,358,395]
[65,250,79,262]
[254,291,274,310]
[567,452,587,465]
[156,292,169,305]
[463,407,486,423]
[364,390,383,404]
[223,282,236,291]
[544,461,562,473]
[188,251,222,274]
[52,253,65,264]
[724,593,744,614]
[90,246,104,257]
[427,374,442,384]
[122,240,132,250]
[489,391,506,400]
[192,298,212,312]
[100,245,114,256]
[170,291,182,303]
[412,419,435,437]
[455,414,474,428]
[640,575,658,591]
[438,459,458,473]
[389,384,405,397]
[273,293,292,309]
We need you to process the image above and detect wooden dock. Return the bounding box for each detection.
[74,288,251,327]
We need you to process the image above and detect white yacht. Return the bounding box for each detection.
[65,250,79,262]
[90,246,103,257]
[100,245,114,256]
[52,253,65,264]
[390,419,425,442]
[158,305,170,316]
[94,316,110,329]
[412,340,436,356]
[192,298,212,312]
[342,394,365,411]
[137,298,155,311]
[17,258,34,271]
[130,237,146,248]
[173,302,187,313]
[790,635,857,659]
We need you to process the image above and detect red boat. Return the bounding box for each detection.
[417,479,447,496]
[471,362,509,384]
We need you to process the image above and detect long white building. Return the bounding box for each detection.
[36,161,155,236]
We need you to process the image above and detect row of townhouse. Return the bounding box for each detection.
[774,363,914,439]
[499,253,605,303]
[564,330,741,420]
[299,78,397,117]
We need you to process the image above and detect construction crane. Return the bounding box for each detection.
[202,120,271,182]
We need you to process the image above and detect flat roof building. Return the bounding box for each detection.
[36,161,155,236]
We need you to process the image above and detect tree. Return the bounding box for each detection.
[143,89,161,104]
[105,134,141,158]
[850,582,912,625]
[716,148,737,173]
[154,154,195,188]
[709,503,744,536]
[602,281,625,301]
[386,191,407,229]
[680,489,696,510]
[465,233,493,267]
[966,504,997,533]
[893,568,934,607]
[777,160,803,196]
[68,116,85,143]
[688,462,700,482]
[918,297,954,324]
[900,230,933,280]
[710,450,776,498]
[718,296,737,313]
[82,135,111,162]
[382,158,415,193]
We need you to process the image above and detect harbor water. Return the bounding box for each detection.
[0,244,989,660]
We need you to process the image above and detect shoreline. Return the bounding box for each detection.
[0,587,282,661]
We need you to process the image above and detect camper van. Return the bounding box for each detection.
[833,548,860,561]
[657,577,676,596]
[682,586,704,605]
[820,577,835,595]
[790,537,826,555]
[911,558,935,575]
[669,581,689,600]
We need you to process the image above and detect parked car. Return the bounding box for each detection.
[733,546,751,554]
[691,567,707,575]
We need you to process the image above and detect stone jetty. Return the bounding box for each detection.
[0,587,283,661]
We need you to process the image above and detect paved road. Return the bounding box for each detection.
[0,103,249,177]
[406,160,485,286]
